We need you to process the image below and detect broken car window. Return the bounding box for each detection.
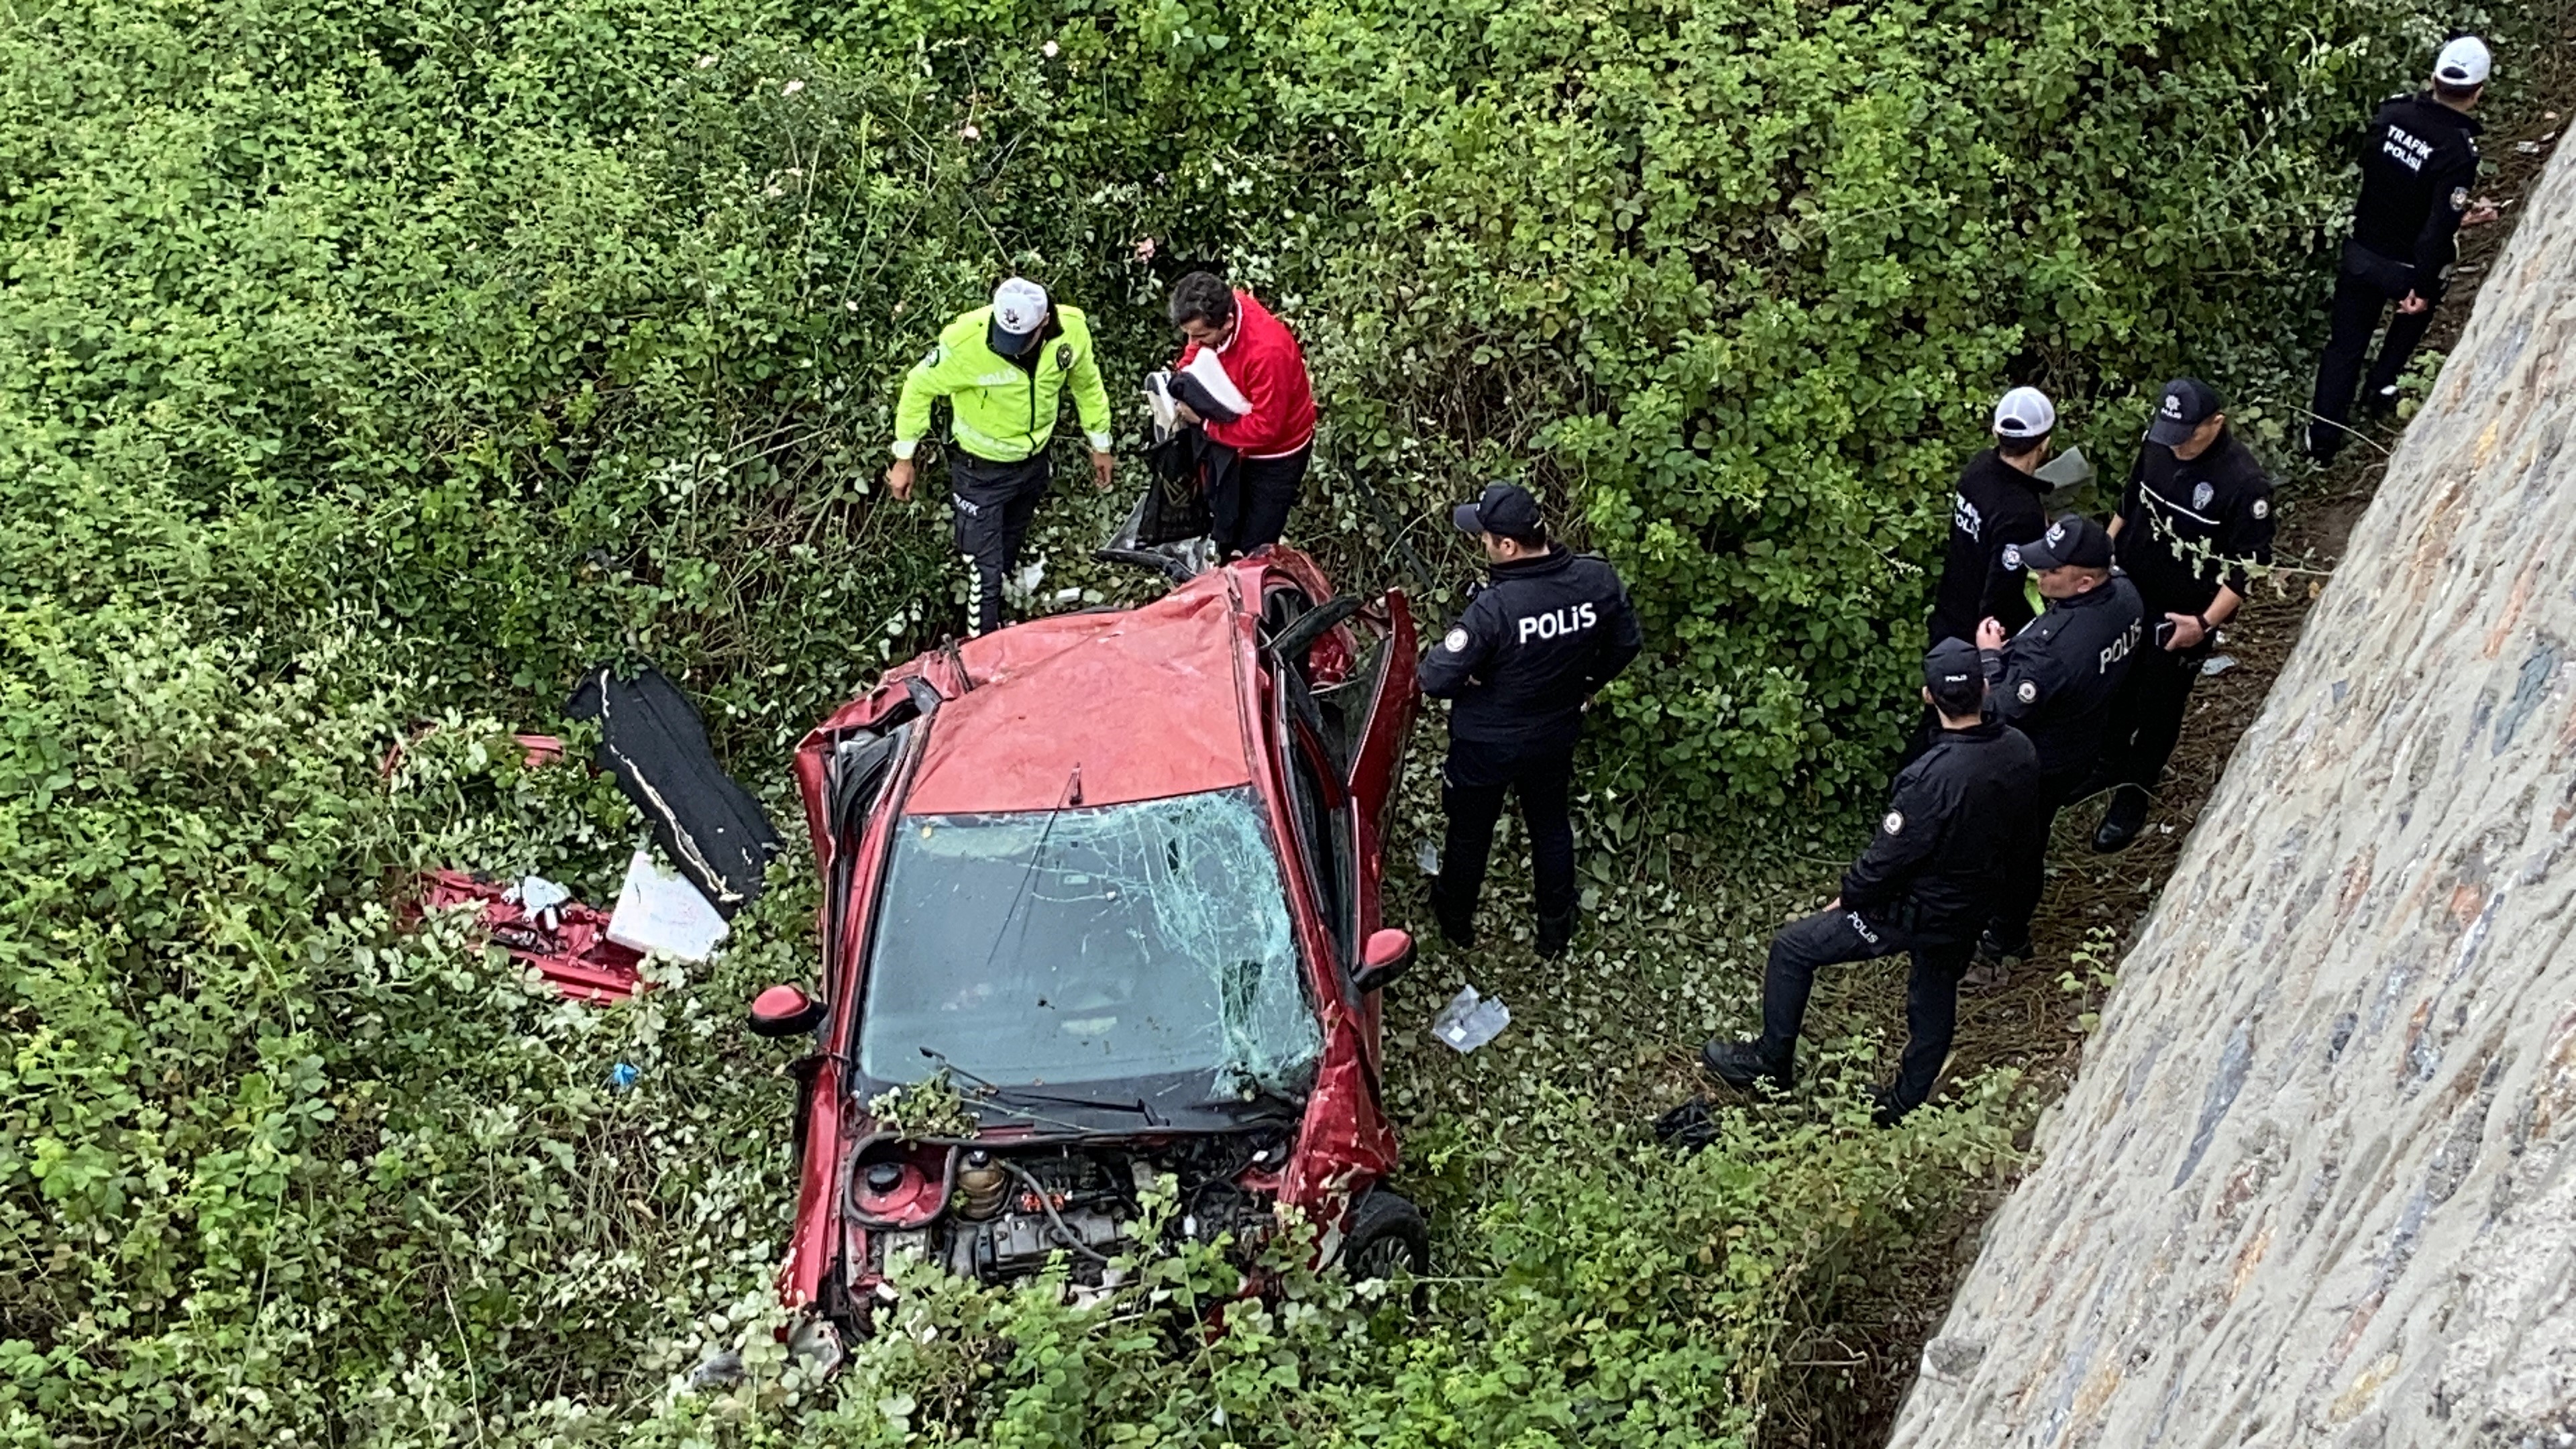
[857,788,1321,1093]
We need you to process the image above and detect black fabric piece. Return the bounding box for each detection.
[565,665,782,918]
[1417,547,1644,754]
[1927,448,2049,647]
[1652,1095,1721,1152]
[1839,720,2037,943]
[1136,431,1218,545]
[1140,427,1230,546]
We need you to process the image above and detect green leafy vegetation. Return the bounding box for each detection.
[1,0,2457,1440]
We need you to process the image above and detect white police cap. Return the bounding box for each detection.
[1992,386,2056,439]
[987,278,1050,358]
[2436,36,2491,87]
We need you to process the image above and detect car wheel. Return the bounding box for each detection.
[1340,1187,1429,1309]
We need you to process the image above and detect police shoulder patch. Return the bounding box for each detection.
[1443,627,1472,653]
[2251,498,2270,520]
[2017,679,2039,704]
[2451,186,2471,211]
[2002,545,2023,571]
[1882,810,1904,836]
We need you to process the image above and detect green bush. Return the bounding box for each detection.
[0,0,2469,1441]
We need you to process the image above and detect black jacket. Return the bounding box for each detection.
[1419,548,1643,753]
[1841,720,2037,943]
[1929,449,2048,646]
[1981,576,2146,778]
[2350,92,2483,293]
[2114,427,2275,616]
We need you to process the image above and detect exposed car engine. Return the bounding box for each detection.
[851,1132,1289,1289]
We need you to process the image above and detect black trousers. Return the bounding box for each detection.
[950,452,1052,635]
[2094,639,2203,794]
[1440,741,1576,921]
[1990,767,2086,948]
[1755,906,1974,1117]
[1210,443,1308,556]
[2308,262,2439,460]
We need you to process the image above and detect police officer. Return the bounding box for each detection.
[2092,378,2275,852]
[1701,640,2035,1124]
[2306,36,2500,463]
[1419,483,1642,959]
[888,278,1116,635]
[1929,386,2057,647]
[1972,514,2144,973]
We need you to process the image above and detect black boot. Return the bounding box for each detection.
[1699,1038,1790,1092]
[1429,877,1476,949]
[1536,908,1576,960]
[2092,784,2151,854]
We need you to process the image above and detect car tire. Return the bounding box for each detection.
[1340,1187,1429,1309]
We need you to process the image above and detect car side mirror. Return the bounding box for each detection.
[749,983,826,1038]
[1351,929,1415,994]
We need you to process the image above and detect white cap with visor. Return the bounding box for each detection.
[1992,386,2056,440]
[2436,36,2491,87]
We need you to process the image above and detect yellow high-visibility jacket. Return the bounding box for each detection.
[891,305,1113,463]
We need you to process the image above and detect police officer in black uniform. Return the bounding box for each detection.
[2306,36,2500,463]
[1421,482,1643,959]
[1929,386,2057,648]
[2092,378,2275,852]
[1702,640,2036,1124]
[1972,514,2144,970]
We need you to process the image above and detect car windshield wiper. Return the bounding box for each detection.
[918,1047,1167,1126]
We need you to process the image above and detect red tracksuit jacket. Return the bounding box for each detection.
[1174,290,1316,459]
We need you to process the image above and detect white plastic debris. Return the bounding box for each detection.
[506,874,572,914]
[2201,653,2238,678]
[606,850,729,961]
[1431,985,1511,1053]
[1415,840,1441,875]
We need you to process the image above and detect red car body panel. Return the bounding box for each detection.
[415,869,646,1002]
[774,549,1415,1319]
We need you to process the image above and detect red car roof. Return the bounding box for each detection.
[900,569,1258,816]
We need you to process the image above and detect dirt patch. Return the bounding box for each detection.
[1774,53,2576,1449]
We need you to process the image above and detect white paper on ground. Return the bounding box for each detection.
[508,874,572,914]
[1430,985,1511,1053]
[606,850,729,961]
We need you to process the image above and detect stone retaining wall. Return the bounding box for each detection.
[1889,140,2576,1448]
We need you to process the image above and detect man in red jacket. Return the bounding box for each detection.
[1167,272,1317,555]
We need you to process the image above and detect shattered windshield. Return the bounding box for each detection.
[857,788,1322,1094]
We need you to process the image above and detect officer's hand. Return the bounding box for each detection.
[1824,896,1842,912]
[1975,618,2006,651]
[2163,611,2206,651]
[885,457,916,502]
[1091,451,1116,491]
[2398,290,2432,316]
[1172,402,1201,426]
[2463,200,2502,228]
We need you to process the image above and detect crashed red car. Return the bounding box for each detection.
[749,549,1421,1340]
